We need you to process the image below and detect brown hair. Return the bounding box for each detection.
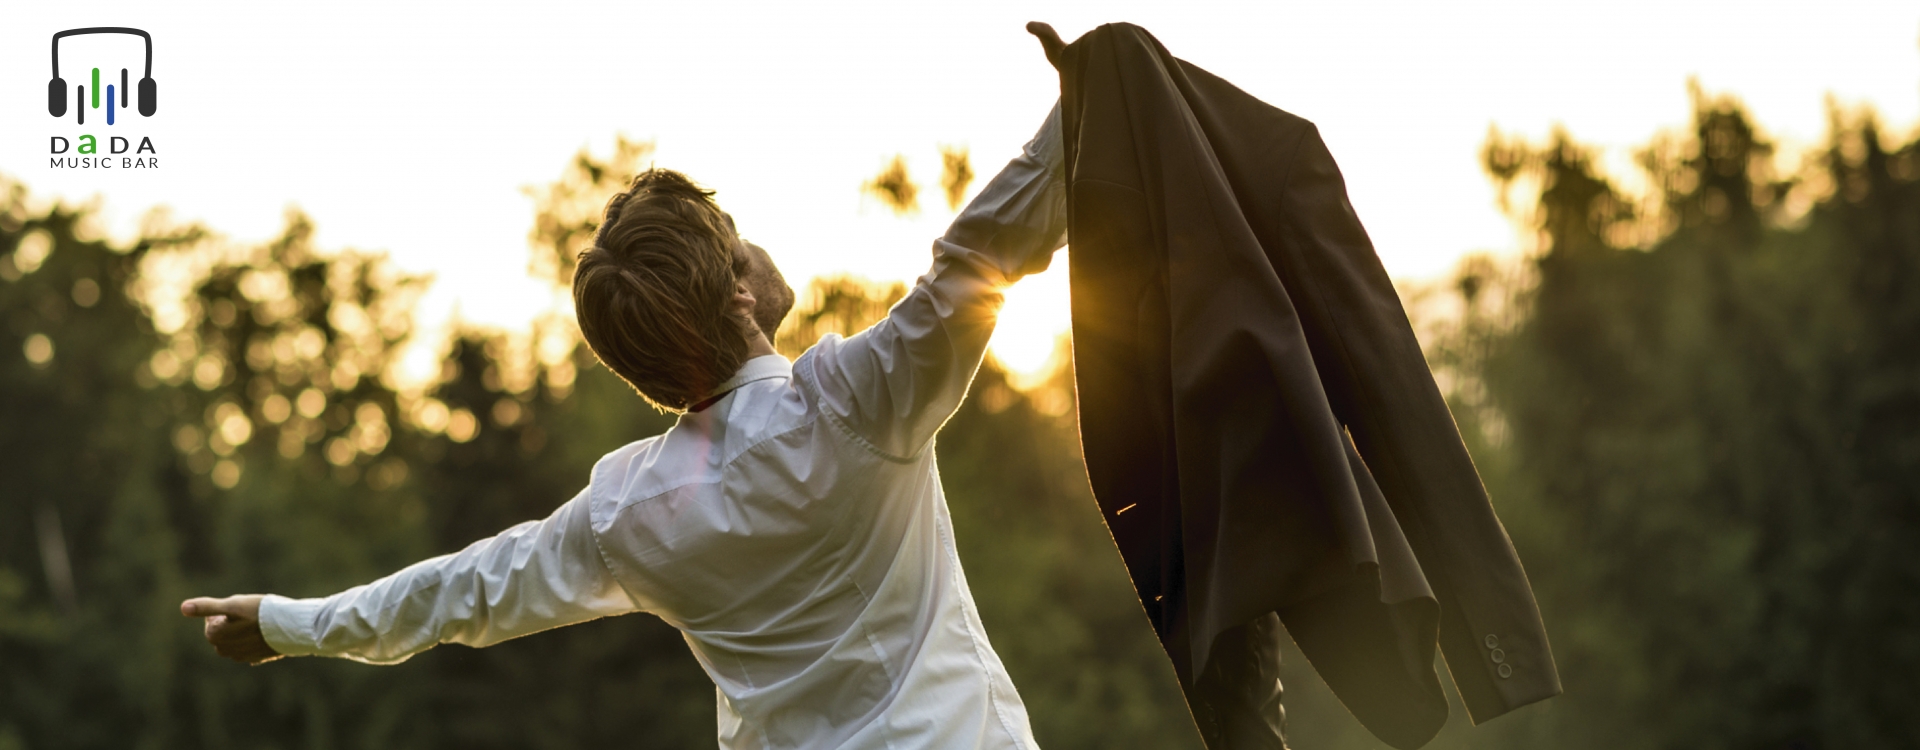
[573,169,749,412]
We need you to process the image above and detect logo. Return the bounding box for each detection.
[44,26,160,170]
[47,27,158,125]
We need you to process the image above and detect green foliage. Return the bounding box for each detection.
[0,176,708,747]
[862,154,921,216]
[1398,89,1919,750]
[771,274,907,360]
[0,135,1198,746]
[860,145,977,216]
[940,146,975,212]
[8,77,1910,749]
[524,135,655,286]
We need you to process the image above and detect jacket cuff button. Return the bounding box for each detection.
[1490,648,1506,664]
[1497,663,1513,679]
[1484,634,1499,650]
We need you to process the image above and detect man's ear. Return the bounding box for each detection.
[729,282,758,324]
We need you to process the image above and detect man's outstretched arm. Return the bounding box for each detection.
[182,487,638,666]
[796,101,1068,458]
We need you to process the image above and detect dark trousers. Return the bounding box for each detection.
[1184,613,1290,750]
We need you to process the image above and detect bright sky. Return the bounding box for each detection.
[5,1,1917,380]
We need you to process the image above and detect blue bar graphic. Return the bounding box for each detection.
[107,85,116,125]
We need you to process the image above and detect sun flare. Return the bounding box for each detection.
[986,252,1073,390]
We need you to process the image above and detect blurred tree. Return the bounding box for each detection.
[525,136,655,285]
[0,185,201,750]
[16,71,1911,750]
[0,189,458,747]
[940,145,975,211]
[860,146,978,216]
[771,274,906,359]
[1402,86,1920,750]
[862,154,920,216]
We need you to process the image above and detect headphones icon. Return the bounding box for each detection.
[48,27,157,119]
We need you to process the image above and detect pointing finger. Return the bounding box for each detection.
[182,597,245,619]
[182,597,219,617]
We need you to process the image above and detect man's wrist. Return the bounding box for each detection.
[256,594,326,657]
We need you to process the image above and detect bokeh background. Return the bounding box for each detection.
[4,2,1919,748]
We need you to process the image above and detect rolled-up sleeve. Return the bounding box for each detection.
[257,487,637,664]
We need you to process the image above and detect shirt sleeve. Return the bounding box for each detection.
[794,101,1067,459]
[255,487,637,664]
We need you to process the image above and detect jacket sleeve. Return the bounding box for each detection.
[794,102,1067,459]
[255,487,638,664]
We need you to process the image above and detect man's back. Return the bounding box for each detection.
[201,101,1067,750]
[590,342,1030,748]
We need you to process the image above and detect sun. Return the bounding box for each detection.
[986,253,1073,390]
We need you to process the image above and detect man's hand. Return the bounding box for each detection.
[181,595,283,665]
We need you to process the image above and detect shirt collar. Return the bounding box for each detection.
[701,353,792,402]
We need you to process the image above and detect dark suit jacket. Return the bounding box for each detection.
[1038,23,1561,749]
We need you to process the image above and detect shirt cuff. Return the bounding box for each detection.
[258,594,327,657]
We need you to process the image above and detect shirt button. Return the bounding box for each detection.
[1490,648,1506,664]
[1497,663,1513,679]
[1484,634,1499,650]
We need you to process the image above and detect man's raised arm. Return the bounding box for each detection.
[794,101,1068,459]
[182,487,637,665]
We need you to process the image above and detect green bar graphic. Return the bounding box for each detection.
[92,68,100,109]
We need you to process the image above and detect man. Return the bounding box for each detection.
[181,101,1068,749]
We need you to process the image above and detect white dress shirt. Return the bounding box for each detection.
[259,103,1068,750]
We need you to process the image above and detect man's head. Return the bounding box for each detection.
[734,227,796,343]
[573,169,794,412]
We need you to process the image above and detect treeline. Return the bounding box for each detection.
[1283,87,1918,750]
[4,81,1917,750]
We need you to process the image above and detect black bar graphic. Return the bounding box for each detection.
[76,85,84,124]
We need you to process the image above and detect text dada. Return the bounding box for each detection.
[50,135,157,168]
